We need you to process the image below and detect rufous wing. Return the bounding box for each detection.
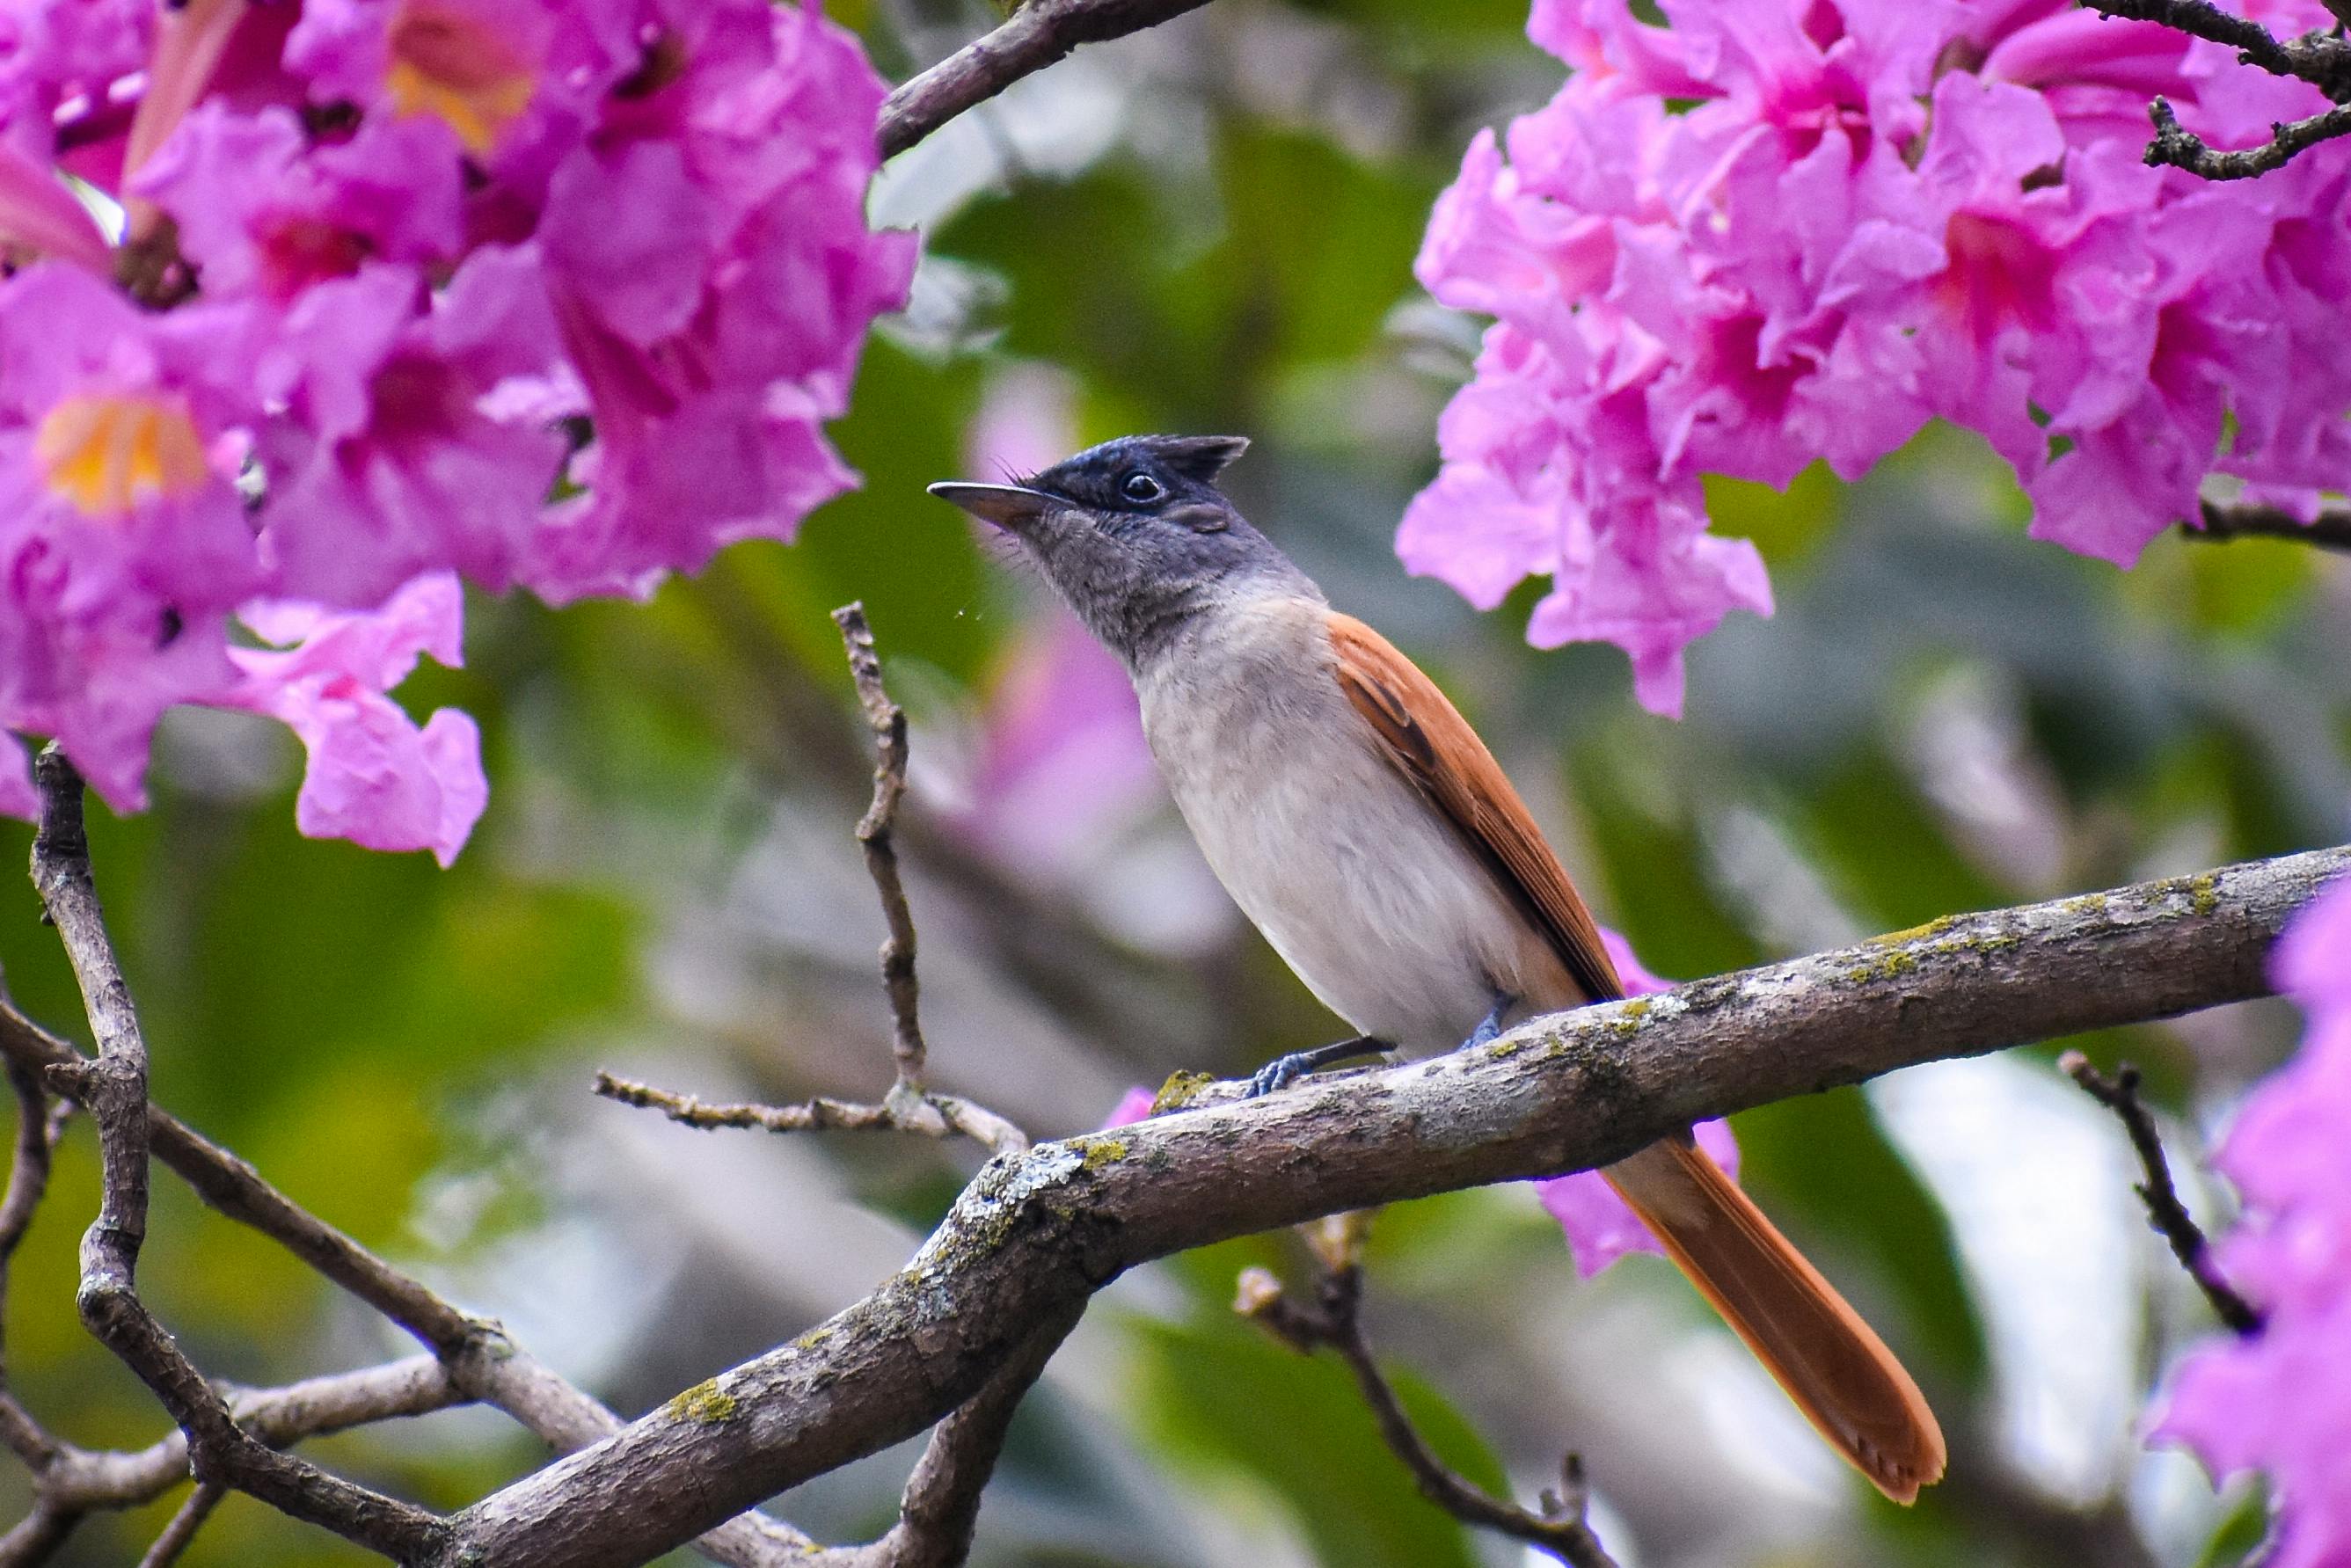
[1325,612,1623,1007]
[1324,610,1946,1503]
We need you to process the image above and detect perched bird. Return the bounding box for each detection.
[930,434,1946,1502]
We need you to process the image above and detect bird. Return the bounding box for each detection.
[929,433,1946,1504]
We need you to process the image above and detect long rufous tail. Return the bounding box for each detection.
[1604,1137,1946,1503]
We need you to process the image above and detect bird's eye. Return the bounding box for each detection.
[1120,472,1165,505]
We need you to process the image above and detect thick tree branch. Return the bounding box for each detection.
[2060,1053,2263,1335]
[2191,495,2351,551]
[1238,1217,1618,1568]
[877,0,1212,159]
[434,844,2347,1568]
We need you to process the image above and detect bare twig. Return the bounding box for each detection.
[877,0,1213,158]
[2085,0,2351,96]
[2193,495,2351,551]
[2060,1053,2264,1335]
[0,1061,62,1471]
[134,1483,223,1568]
[1236,1227,1619,1568]
[595,608,1027,1157]
[2081,0,2351,177]
[2144,94,2351,179]
[833,602,931,1106]
[432,845,2346,1568]
[29,748,450,1561]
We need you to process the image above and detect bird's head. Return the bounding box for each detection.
[929,434,1309,667]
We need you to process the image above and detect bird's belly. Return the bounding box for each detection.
[1143,653,1556,1057]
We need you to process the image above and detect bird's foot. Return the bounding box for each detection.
[1245,1036,1387,1099]
[1460,993,1517,1053]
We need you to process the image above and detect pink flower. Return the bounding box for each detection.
[1413,0,2351,710]
[0,264,260,808]
[2153,876,2351,1568]
[523,0,916,601]
[254,248,567,608]
[1534,930,1742,1277]
[948,610,1164,874]
[135,104,465,302]
[224,573,487,864]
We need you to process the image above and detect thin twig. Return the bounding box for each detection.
[1236,1236,1620,1568]
[876,0,1213,158]
[0,1061,61,1471]
[2145,94,2351,179]
[595,608,1028,1156]
[2059,1053,2264,1335]
[29,748,451,1561]
[2193,495,2351,551]
[2081,0,2351,177]
[134,1483,223,1568]
[2085,0,2351,96]
[833,602,931,1108]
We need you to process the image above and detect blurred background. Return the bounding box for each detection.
[4,1,2347,1563]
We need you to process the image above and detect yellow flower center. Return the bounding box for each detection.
[33,391,212,518]
[385,2,537,156]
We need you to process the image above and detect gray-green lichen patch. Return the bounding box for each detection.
[666,1379,739,1424]
[906,1141,1088,1278]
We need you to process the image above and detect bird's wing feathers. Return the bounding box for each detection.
[1325,612,1622,1006]
[1325,611,1948,1505]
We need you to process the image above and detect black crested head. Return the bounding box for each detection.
[1020,434,1251,514]
[928,433,1317,670]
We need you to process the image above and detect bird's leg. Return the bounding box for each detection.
[1245,1035,1388,1099]
[1461,993,1516,1052]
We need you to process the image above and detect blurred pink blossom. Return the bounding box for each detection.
[0,0,911,857]
[1537,930,1741,1278]
[1103,1085,1157,1128]
[2153,876,2351,1568]
[1413,0,2351,715]
[952,611,1164,874]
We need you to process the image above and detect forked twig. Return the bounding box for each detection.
[1237,1216,1620,1568]
[597,605,1027,1156]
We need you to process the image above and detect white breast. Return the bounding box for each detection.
[1136,594,1556,1058]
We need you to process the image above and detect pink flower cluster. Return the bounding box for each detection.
[0,0,913,858]
[2155,876,2351,1567]
[1406,0,2351,715]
